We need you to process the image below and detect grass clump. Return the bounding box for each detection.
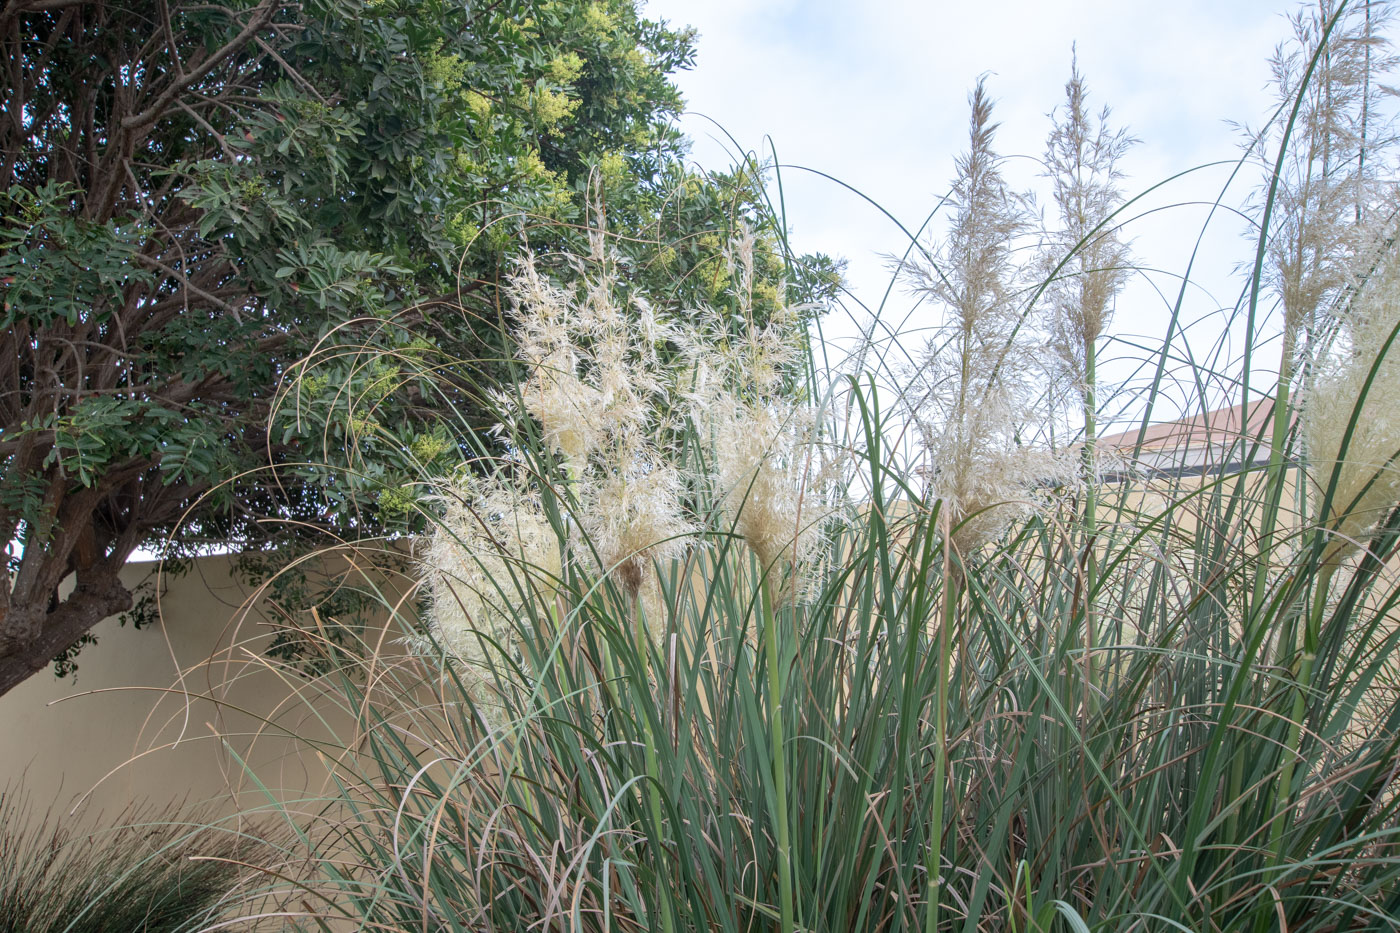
[0,794,278,933]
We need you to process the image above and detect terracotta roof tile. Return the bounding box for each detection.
[1098,400,1282,453]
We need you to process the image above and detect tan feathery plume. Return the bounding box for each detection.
[506,238,696,615]
[902,79,1063,555]
[1040,51,1134,401]
[1258,0,1398,376]
[417,470,563,703]
[580,448,693,600]
[1305,236,1400,559]
[705,393,840,581]
[688,229,842,590]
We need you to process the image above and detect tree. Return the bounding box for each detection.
[0,0,834,695]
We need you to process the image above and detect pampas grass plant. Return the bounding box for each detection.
[207,4,1400,931]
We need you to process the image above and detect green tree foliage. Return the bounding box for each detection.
[0,0,839,694]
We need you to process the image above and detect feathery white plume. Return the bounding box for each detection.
[417,470,562,698]
[1305,237,1400,558]
[902,79,1065,554]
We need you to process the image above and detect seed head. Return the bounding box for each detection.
[1255,0,1399,370]
[705,393,840,581]
[505,240,697,625]
[579,450,695,604]
[900,79,1061,554]
[1304,236,1400,558]
[417,471,562,695]
[1040,52,1134,397]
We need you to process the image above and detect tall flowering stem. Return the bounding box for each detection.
[901,78,1045,931]
[902,79,1062,563]
[506,246,695,635]
[1041,54,1133,694]
[687,226,843,933]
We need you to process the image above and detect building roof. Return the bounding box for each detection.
[1097,399,1287,477]
[1099,399,1278,451]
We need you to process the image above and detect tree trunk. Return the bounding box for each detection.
[0,572,133,697]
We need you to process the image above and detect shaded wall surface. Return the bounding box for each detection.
[0,555,388,820]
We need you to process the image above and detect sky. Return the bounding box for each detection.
[642,0,1332,425]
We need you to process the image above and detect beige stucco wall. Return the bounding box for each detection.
[0,554,398,821]
[4,481,1394,827]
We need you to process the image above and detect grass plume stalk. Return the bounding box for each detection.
[504,242,696,627]
[688,225,842,933]
[901,79,1061,562]
[1040,53,1135,692]
[900,77,1069,929]
[760,571,795,933]
[1258,0,1398,376]
[509,238,698,933]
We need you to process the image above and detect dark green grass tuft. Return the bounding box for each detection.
[0,793,280,933]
